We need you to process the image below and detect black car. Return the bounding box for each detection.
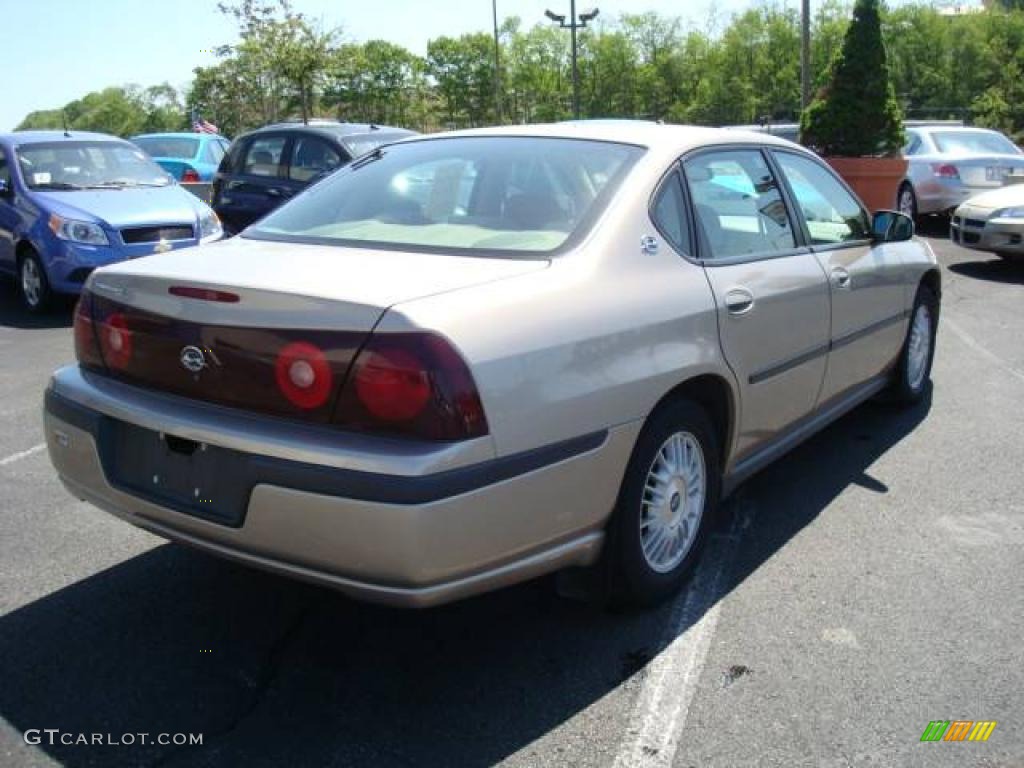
[212,121,417,234]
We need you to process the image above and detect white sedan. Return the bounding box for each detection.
[951,182,1024,260]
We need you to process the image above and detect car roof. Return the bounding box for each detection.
[403,121,805,159]
[245,121,415,141]
[0,130,127,146]
[911,125,1003,135]
[132,132,220,140]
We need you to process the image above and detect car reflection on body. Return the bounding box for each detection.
[45,123,940,608]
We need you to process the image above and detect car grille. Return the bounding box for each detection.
[963,231,980,244]
[120,225,194,244]
[964,218,987,229]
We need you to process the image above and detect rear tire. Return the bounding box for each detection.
[891,285,938,404]
[605,399,721,609]
[18,250,52,314]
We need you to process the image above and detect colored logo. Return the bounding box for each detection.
[920,720,997,742]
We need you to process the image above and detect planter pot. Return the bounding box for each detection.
[824,156,908,214]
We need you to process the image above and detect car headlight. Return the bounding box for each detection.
[199,209,223,240]
[993,206,1024,219]
[48,214,109,246]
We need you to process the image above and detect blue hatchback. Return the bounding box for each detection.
[0,131,223,311]
[131,132,231,182]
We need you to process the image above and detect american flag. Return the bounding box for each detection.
[192,117,219,134]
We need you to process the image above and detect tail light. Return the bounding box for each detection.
[73,289,104,369]
[334,333,488,441]
[181,168,201,183]
[931,164,959,179]
[98,312,133,370]
[275,341,334,410]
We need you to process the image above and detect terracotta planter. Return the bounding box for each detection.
[824,156,908,214]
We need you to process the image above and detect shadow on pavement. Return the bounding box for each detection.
[0,280,74,330]
[948,258,1024,285]
[0,393,932,767]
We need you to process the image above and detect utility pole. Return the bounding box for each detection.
[801,0,811,111]
[492,0,502,124]
[544,3,600,120]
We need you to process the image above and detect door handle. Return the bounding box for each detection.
[831,267,852,289]
[724,287,755,315]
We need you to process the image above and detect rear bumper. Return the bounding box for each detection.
[915,180,996,215]
[44,367,637,607]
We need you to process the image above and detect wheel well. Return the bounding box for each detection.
[15,240,36,265]
[920,268,941,299]
[650,374,734,466]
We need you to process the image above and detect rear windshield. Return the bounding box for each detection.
[133,136,200,160]
[343,133,409,158]
[246,136,643,256]
[931,131,1020,155]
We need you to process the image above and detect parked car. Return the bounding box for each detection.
[131,132,231,182]
[45,123,939,608]
[0,131,223,312]
[951,182,1024,260]
[898,125,1024,219]
[211,121,416,234]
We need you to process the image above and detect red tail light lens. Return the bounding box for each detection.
[335,333,488,441]
[181,168,201,183]
[98,312,133,370]
[274,341,334,410]
[73,289,103,369]
[931,163,959,179]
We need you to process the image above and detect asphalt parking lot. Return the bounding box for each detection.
[1,227,1021,768]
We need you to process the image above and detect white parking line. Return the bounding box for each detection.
[943,318,1024,386]
[0,443,46,467]
[613,498,750,768]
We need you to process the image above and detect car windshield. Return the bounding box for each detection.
[17,141,172,189]
[133,136,199,160]
[931,130,1020,155]
[246,136,643,256]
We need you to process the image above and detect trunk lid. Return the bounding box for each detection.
[85,237,548,422]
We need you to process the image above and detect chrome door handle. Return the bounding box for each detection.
[724,287,755,315]
[832,267,852,289]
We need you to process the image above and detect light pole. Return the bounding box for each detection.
[492,0,502,123]
[544,3,599,120]
[801,0,811,111]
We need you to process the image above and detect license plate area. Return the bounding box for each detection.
[986,166,1008,182]
[103,421,250,527]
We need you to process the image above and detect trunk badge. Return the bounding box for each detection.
[180,345,207,373]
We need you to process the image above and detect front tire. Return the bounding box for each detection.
[606,399,721,608]
[892,286,938,404]
[19,251,52,313]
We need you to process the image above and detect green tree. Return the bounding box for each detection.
[801,0,904,155]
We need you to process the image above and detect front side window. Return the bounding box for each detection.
[16,141,170,190]
[0,150,9,187]
[247,137,643,256]
[243,136,287,177]
[774,152,870,245]
[289,137,343,182]
[684,149,795,259]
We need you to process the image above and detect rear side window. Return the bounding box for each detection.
[684,149,796,259]
[202,140,226,166]
[243,136,287,177]
[0,149,9,186]
[289,137,343,182]
[774,152,870,245]
[651,170,690,255]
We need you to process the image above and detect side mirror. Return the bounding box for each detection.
[871,210,914,243]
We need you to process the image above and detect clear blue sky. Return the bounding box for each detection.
[16,0,949,131]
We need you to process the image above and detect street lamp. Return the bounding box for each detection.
[544,2,600,119]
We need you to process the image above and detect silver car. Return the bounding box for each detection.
[45,123,941,608]
[951,182,1024,260]
[899,125,1024,218]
